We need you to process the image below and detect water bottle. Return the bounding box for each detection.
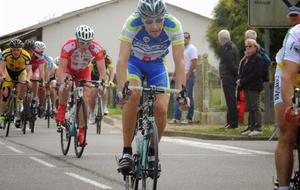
[135,129,143,154]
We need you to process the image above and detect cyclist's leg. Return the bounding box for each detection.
[274,70,298,188]
[31,67,40,107]
[275,102,298,187]
[118,59,142,174]
[0,75,13,126]
[50,78,57,112]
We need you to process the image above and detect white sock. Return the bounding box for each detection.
[279,186,290,190]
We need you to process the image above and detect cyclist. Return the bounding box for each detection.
[23,40,46,111]
[56,24,106,145]
[274,6,300,190]
[116,0,188,175]
[0,39,32,128]
[88,50,114,124]
[43,55,58,114]
[46,56,59,114]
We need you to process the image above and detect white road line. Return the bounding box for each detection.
[65,172,112,189]
[29,156,56,168]
[0,141,5,145]
[6,146,24,154]
[162,137,273,155]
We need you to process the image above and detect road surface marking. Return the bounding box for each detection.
[6,146,24,154]
[65,172,112,189]
[0,141,5,145]
[29,156,56,168]
[162,137,273,155]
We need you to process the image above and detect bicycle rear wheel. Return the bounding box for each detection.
[60,122,71,155]
[46,96,51,128]
[74,99,87,158]
[142,123,159,190]
[96,97,103,134]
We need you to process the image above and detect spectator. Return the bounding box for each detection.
[238,39,264,136]
[217,29,240,129]
[170,32,198,124]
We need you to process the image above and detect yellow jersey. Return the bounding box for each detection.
[1,48,31,72]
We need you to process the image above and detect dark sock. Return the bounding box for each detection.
[123,147,132,155]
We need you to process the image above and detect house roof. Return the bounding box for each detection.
[0,0,211,42]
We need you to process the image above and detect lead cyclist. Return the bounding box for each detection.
[116,0,189,175]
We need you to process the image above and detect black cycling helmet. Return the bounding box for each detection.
[23,39,36,51]
[137,0,167,18]
[9,39,23,49]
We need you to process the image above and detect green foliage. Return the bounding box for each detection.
[207,0,289,60]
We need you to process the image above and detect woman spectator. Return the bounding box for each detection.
[238,38,264,136]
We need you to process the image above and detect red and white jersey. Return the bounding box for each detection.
[31,49,46,70]
[60,39,105,71]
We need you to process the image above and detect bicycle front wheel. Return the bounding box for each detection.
[74,99,87,158]
[46,96,51,128]
[60,122,71,155]
[142,123,159,190]
[96,97,103,134]
[5,97,16,137]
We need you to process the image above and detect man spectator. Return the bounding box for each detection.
[170,32,198,124]
[217,29,240,129]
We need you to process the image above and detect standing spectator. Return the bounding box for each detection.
[170,32,198,124]
[238,39,264,136]
[217,29,240,129]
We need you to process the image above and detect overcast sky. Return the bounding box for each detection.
[0,0,219,36]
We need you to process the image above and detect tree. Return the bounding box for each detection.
[206,0,288,60]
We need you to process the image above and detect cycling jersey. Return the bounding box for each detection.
[274,24,300,105]
[120,12,183,87]
[120,13,184,62]
[1,48,31,72]
[60,38,105,72]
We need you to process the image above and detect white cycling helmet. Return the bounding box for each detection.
[75,25,94,42]
[35,41,46,52]
[54,56,60,65]
[137,0,167,18]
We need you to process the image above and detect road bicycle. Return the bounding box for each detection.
[1,79,26,137]
[21,78,42,134]
[118,81,183,190]
[58,77,91,158]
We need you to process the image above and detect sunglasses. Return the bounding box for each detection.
[78,40,92,45]
[142,17,164,25]
[245,45,253,48]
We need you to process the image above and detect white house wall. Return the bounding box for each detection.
[42,0,218,71]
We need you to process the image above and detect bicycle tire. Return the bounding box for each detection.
[46,96,51,128]
[142,123,159,190]
[4,120,10,137]
[74,99,87,158]
[21,101,30,135]
[60,122,71,155]
[30,118,35,133]
[5,97,16,137]
[96,97,103,134]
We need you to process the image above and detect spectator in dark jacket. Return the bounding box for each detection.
[237,39,264,136]
[218,29,240,129]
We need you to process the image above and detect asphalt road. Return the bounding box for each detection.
[0,118,277,190]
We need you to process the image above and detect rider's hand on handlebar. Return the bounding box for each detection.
[176,85,190,111]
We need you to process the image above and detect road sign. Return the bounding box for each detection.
[249,0,299,28]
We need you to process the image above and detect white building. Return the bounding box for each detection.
[0,0,218,70]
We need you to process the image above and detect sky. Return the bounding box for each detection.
[0,0,219,36]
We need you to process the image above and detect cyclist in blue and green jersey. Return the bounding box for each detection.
[116,0,189,175]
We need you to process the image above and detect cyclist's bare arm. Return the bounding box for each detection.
[282,60,299,106]
[25,64,32,82]
[57,58,68,84]
[0,60,5,78]
[172,44,186,90]
[95,59,106,81]
[116,41,131,92]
